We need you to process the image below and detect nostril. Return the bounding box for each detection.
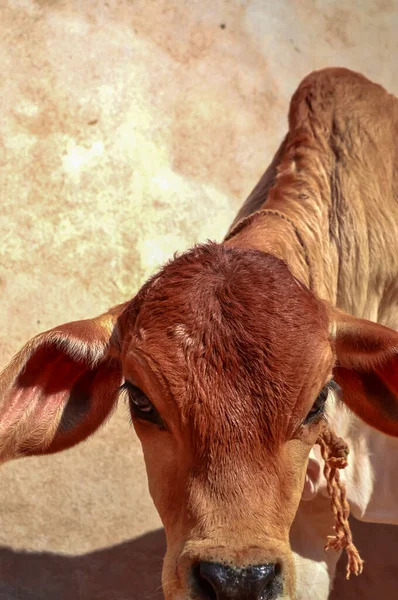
[261,563,282,598]
[192,563,217,600]
[192,561,282,599]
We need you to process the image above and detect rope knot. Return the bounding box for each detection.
[326,454,348,470]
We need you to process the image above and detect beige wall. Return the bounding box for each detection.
[0,1,397,598]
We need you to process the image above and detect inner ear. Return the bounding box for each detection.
[329,305,398,437]
[58,366,101,434]
[16,344,94,439]
[17,344,86,392]
[0,306,127,462]
[334,366,398,430]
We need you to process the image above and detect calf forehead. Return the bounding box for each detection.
[127,244,331,453]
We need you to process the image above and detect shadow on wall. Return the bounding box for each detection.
[0,529,166,600]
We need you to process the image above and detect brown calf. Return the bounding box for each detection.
[1,68,398,600]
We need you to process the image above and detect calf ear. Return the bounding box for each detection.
[0,303,127,463]
[331,307,398,437]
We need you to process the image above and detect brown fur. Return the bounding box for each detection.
[122,245,330,456]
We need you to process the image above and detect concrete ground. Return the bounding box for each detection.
[0,1,397,598]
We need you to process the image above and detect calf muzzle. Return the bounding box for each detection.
[192,561,282,599]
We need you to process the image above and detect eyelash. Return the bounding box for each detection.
[119,379,340,431]
[304,380,340,425]
[119,381,165,429]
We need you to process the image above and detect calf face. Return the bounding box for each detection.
[118,244,333,598]
[2,242,398,600]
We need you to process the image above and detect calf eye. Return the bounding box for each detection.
[120,381,165,428]
[304,380,339,425]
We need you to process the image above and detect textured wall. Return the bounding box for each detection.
[0,1,397,598]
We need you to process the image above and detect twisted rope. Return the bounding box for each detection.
[317,428,364,579]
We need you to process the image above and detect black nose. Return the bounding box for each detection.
[193,561,281,600]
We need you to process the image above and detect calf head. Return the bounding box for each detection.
[2,243,398,600]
